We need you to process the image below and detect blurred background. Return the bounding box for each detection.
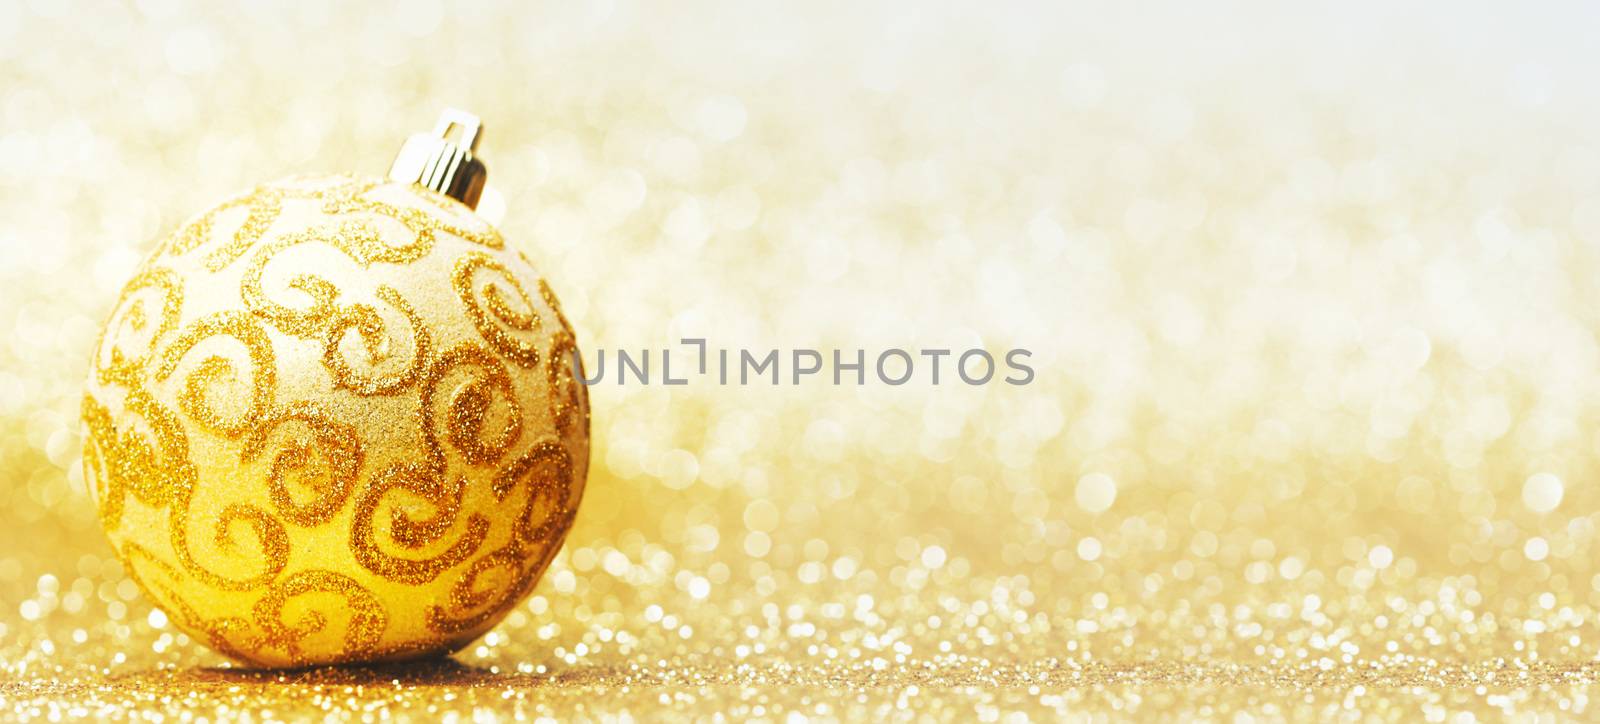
[5,0,1600,719]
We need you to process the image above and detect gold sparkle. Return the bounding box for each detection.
[5,0,1600,720]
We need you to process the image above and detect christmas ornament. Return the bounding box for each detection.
[81,110,590,667]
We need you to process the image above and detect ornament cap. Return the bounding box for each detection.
[388,109,488,210]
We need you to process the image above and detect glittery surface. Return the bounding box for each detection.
[6,1,1600,720]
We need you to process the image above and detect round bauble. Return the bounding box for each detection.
[81,173,590,666]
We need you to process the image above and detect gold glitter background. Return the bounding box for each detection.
[5,1,1600,720]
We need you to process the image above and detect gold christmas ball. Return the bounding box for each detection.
[80,168,590,667]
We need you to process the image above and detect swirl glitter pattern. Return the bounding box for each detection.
[81,174,591,667]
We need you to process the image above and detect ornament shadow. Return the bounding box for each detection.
[106,656,617,690]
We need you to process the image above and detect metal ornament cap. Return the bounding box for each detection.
[388,109,488,210]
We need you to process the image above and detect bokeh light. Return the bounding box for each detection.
[5,0,1600,719]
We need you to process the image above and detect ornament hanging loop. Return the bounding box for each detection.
[389,108,488,210]
[433,108,482,152]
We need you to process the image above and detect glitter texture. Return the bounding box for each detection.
[5,0,1600,720]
